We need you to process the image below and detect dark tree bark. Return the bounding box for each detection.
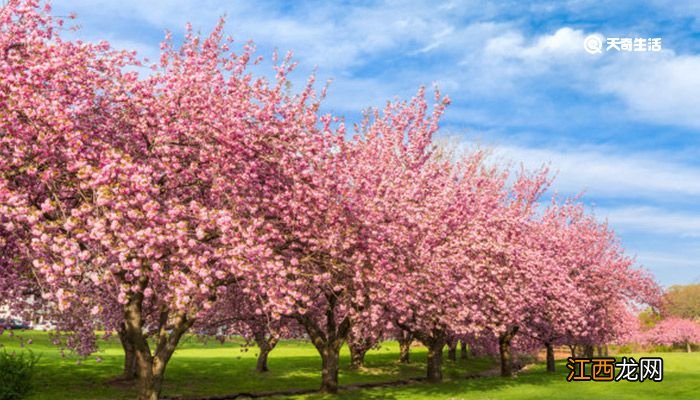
[425,338,445,382]
[349,343,368,369]
[583,344,594,358]
[256,348,271,373]
[320,342,341,392]
[254,332,279,373]
[595,344,609,357]
[348,326,377,370]
[398,330,413,364]
[413,329,446,383]
[499,326,519,377]
[123,277,194,400]
[117,323,138,380]
[460,340,469,360]
[299,292,351,394]
[687,341,692,353]
[545,342,555,373]
[447,340,457,362]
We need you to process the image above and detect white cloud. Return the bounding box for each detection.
[597,206,700,238]
[54,1,700,130]
[455,140,700,286]
[484,27,587,62]
[638,252,700,268]
[633,251,700,286]
[599,54,700,129]
[417,26,455,53]
[461,26,700,130]
[58,0,492,71]
[485,144,700,199]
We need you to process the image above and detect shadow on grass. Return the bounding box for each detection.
[159,351,498,399]
[161,355,503,400]
[302,362,567,400]
[11,333,630,400]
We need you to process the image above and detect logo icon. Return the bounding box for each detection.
[584,35,603,54]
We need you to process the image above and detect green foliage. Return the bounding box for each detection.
[638,307,662,328]
[663,284,700,320]
[0,348,40,400]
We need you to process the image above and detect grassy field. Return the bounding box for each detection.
[0,331,697,399]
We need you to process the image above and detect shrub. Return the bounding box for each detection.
[0,349,40,400]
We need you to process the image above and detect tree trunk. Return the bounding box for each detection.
[687,341,692,353]
[256,349,271,373]
[135,363,164,400]
[460,340,469,360]
[298,293,351,394]
[349,344,368,369]
[545,342,555,373]
[499,326,519,377]
[348,327,376,370]
[123,281,193,400]
[131,320,189,400]
[131,339,167,400]
[398,331,413,364]
[568,344,577,357]
[320,343,341,393]
[583,344,594,358]
[118,325,138,380]
[426,339,445,382]
[499,337,513,377]
[447,340,457,362]
[254,333,278,373]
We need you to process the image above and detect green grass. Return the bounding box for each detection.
[294,352,700,400]
[1,331,698,399]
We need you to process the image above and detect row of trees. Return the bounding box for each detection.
[636,285,700,352]
[0,2,659,399]
[638,317,700,353]
[660,284,700,320]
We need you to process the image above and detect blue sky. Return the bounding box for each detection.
[53,0,700,287]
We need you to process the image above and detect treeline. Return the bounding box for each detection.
[0,2,659,399]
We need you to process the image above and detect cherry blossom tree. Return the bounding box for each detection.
[462,168,552,378]
[1,2,331,398]
[347,316,385,369]
[250,87,452,391]
[643,317,700,353]
[1,3,665,399]
[199,279,304,373]
[561,213,660,359]
[517,200,659,372]
[518,201,591,373]
[0,0,139,360]
[349,92,469,383]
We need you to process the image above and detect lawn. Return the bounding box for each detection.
[0,331,697,399]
